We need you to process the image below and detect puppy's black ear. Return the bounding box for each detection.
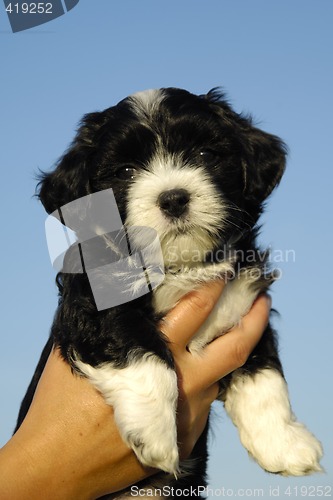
[205,89,286,204]
[38,111,108,214]
[242,126,287,204]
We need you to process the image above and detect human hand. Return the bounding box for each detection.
[163,282,271,459]
[0,282,270,499]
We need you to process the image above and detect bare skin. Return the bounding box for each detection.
[0,282,271,499]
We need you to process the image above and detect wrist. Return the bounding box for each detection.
[0,429,66,499]
[0,348,155,499]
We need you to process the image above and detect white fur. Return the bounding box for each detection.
[189,268,262,351]
[129,89,165,120]
[224,369,323,475]
[75,352,179,474]
[126,153,227,267]
[153,262,262,352]
[153,261,233,312]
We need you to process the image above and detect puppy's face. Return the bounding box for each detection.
[39,88,286,266]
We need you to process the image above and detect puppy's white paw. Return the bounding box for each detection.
[250,419,323,476]
[75,353,179,474]
[129,424,179,474]
[225,369,323,476]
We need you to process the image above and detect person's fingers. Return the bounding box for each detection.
[190,294,272,386]
[161,280,225,349]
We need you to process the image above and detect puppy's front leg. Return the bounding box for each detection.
[224,368,323,476]
[75,353,179,474]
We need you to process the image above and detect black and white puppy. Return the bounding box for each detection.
[15,88,322,497]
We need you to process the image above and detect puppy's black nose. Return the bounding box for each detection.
[158,189,190,218]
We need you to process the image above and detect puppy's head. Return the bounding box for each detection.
[39,88,286,267]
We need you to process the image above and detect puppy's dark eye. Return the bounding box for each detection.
[199,150,220,165]
[115,166,137,180]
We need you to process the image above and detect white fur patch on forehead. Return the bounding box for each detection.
[129,89,165,119]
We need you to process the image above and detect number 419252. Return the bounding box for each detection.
[284,485,332,497]
[5,3,53,14]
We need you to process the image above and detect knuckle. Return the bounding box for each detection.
[233,340,250,368]
[187,292,215,315]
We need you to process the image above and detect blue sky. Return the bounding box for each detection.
[1,0,332,496]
